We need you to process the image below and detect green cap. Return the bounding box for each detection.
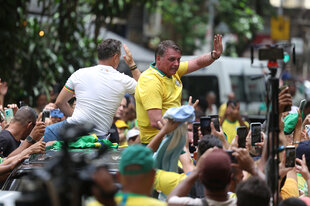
[119,145,155,175]
[284,112,299,135]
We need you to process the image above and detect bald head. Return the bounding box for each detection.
[12,106,37,126]
[227,92,235,101]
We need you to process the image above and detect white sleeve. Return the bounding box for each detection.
[168,196,203,205]
[122,74,137,94]
[65,70,79,91]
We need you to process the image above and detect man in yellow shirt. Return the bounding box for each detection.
[135,35,223,144]
[115,145,167,205]
[220,100,249,144]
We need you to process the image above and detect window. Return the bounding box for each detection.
[182,75,220,106]
[230,75,265,102]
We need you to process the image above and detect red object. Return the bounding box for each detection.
[267,61,278,68]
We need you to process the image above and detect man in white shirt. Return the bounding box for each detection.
[44,39,140,141]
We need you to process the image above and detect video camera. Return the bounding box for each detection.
[13,123,116,206]
[251,43,295,65]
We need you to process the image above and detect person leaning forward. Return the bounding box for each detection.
[135,34,223,144]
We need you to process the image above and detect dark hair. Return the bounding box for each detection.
[279,198,307,206]
[236,177,271,206]
[97,39,121,60]
[198,135,223,156]
[227,99,238,107]
[155,40,182,60]
[13,106,37,126]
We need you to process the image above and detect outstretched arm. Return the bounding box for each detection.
[123,44,141,81]
[186,34,223,74]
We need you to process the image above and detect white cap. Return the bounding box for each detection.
[126,129,140,141]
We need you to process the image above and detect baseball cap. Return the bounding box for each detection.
[126,129,140,141]
[296,140,310,168]
[119,145,155,175]
[199,149,232,191]
[115,120,128,128]
[284,112,298,135]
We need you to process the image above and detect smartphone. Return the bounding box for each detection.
[279,85,291,112]
[305,124,310,136]
[193,122,200,146]
[209,115,220,132]
[226,150,237,163]
[42,110,50,122]
[285,146,296,168]
[50,109,64,118]
[237,126,247,148]
[200,116,211,136]
[251,122,261,146]
[299,99,306,119]
[4,108,14,123]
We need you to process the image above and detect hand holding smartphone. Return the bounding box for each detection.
[4,108,14,123]
[251,122,262,146]
[236,126,247,148]
[41,110,50,122]
[285,146,296,168]
[226,150,237,163]
[209,115,220,132]
[200,116,211,136]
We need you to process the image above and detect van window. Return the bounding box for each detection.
[182,75,220,106]
[230,75,265,102]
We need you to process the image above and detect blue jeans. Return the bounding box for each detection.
[43,120,68,142]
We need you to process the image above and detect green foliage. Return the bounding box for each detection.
[216,0,264,56]
[0,0,98,105]
[149,0,208,54]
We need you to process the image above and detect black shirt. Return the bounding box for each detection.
[0,130,20,157]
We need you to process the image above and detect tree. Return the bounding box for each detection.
[0,0,154,105]
[215,0,266,56]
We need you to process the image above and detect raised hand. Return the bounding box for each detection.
[123,44,135,67]
[212,34,223,59]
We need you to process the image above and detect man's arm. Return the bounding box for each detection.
[8,122,45,157]
[123,44,141,81]
[186,34,223,74]
[55,87,74,117]
[147,109,164,130]
[147,119,179,152]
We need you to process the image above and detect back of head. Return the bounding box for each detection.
[226,99,238,108]
[296,140,310,169]
[198,135,223,156]
[236,176,271,206]
[97,39,121,60]
[279,198,307,206]
[199,149,231,192]
[155,40,182,60]
[12,106,37,126]
[119,145,155,176]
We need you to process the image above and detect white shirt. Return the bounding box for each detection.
[168,196,236,206]
[65,65,136,136]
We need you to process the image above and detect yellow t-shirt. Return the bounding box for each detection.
[135,62,188,143]
[221,119,249,144]
[218,103,227,118]
[297,173,308,196]
[281,178,299,200]
[115,192,167,206]
[87,193,167,206]
[154,169,187,195]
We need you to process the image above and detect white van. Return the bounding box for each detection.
[180,56,268,116]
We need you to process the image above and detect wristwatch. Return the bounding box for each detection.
[26,136,37,144]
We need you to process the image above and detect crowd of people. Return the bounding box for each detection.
[1,35,310,206]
